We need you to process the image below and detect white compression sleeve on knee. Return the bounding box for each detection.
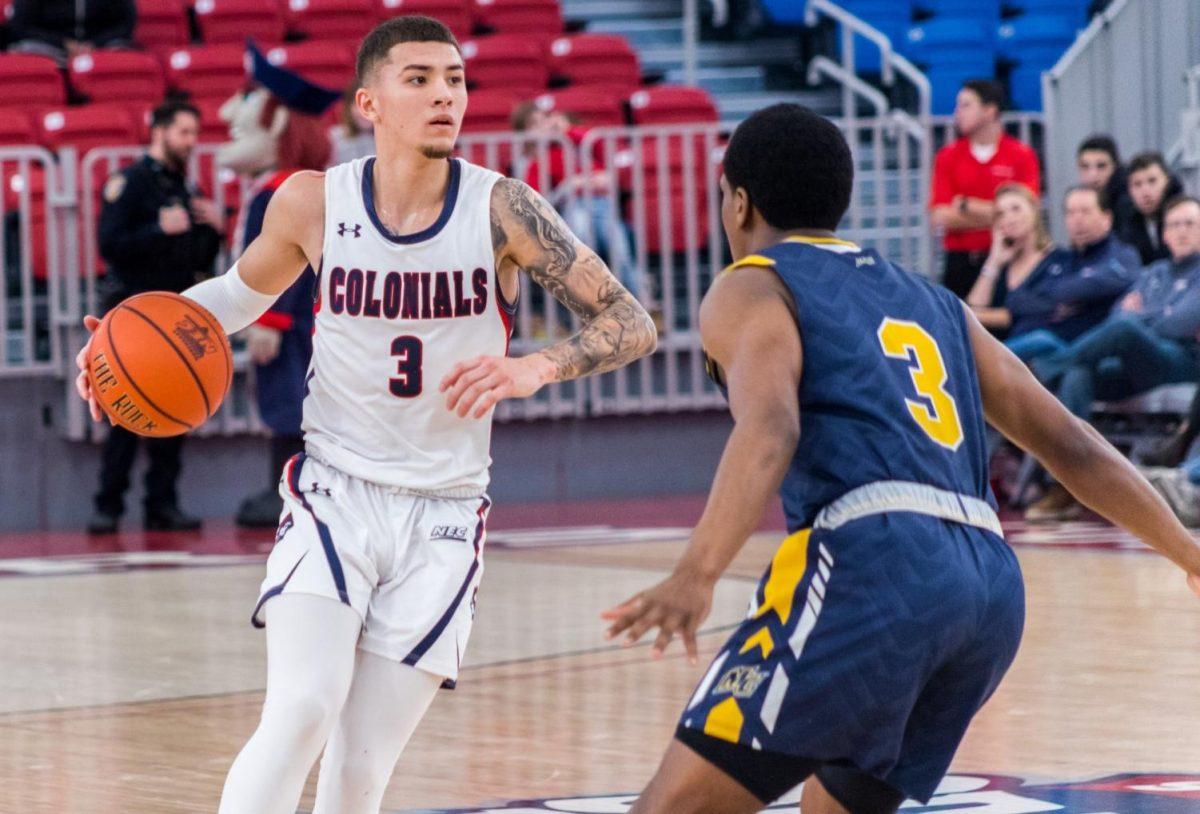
[183,263,280,335]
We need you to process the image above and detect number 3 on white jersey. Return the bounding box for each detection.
[876,317,964,451]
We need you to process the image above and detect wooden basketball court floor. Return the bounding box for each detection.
[2,498,1199,814]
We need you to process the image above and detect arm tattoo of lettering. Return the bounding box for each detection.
[491,178,656,380]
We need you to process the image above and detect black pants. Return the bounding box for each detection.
[941,250,987,299]
[94,426,184,516]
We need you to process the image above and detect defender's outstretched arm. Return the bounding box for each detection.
[603,267,803,661]
[965,305,1200,583]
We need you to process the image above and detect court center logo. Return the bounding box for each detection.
[402,774,1200,814]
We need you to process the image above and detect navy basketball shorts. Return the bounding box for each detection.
[252,452,490,687]
[679,482,1025,806]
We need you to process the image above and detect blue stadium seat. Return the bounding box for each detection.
[904,19,995,65]
[915,0,999,18]
[760,0,804,24]
[836,0,913,73]
[927,59,996,113]
[1004,0,1087,19]
[1008,64,1045,110]
[996,14,1078,62]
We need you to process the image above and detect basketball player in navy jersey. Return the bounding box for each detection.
[604,104,1200,813]
[75,16,655,814]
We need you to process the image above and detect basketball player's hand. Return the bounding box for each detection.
[440,354,551,419]
[601,569,715,664]
[74,315,105,423]
[243,325,282,365]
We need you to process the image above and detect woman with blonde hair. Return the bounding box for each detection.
[967,182,1053,338]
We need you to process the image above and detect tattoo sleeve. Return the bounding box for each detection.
[491,178,657,381]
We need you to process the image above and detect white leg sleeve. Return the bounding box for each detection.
[183,263,281,336]
[311,652,443,814]
[218,594,362,814]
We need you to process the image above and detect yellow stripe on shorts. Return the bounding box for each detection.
[753,528,811,626]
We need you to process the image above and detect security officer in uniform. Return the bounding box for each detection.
[87,100,224,534]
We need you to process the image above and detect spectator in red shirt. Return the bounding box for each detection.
[930,80,1041,298]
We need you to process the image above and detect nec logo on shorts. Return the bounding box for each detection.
[431,525,470,542]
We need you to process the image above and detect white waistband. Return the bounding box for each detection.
[812,481,1003,537]
[302,445,486,501]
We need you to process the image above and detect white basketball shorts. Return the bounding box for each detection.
[252,451,490,686]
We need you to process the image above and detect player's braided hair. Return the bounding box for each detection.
[356,15,461,86]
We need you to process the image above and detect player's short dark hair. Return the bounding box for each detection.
[1077,134,1119,163]
[150,100,200,130]
[961,79,1005,111]
[722,104,853,232]
[357,15,461,86]
[1065,183,1111,214]
[1128,151,1168,177]
[1163,194,1200,218]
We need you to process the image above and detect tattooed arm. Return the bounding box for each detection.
[440,178,657,418]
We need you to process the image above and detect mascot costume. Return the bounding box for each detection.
[220,43,341,527]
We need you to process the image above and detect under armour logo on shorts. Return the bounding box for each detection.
[337,222,362,238]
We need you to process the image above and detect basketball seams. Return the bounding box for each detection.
[121,302,213,419]
[135,292,233,393]
[101,311,194,431]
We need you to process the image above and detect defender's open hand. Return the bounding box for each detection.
[602,570,715,664]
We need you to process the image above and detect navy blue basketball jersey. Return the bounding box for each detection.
[711,236,993,531]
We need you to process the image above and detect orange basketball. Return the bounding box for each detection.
[86,292,233,438]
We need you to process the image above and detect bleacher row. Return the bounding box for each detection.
[834,0,1092,112]
[0,0,727,281]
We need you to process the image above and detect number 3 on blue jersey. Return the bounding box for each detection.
[876,317,964,451]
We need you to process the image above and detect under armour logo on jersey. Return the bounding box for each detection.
[337,222,362,238]
[309,482,332,497]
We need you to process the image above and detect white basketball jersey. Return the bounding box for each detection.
[302,157,513,498]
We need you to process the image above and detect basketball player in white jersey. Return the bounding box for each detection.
[74,16,656,814]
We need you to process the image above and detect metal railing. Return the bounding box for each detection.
[6,118,941,434]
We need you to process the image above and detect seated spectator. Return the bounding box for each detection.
[329,80,374,166]
[1001,185,1140,362]
[1122,151,1184,266]
[1076,134,1135,239]
[9,0,135,67]
[967,183,1053,338]
[511,102,640,303]
[1028,195,1200,520]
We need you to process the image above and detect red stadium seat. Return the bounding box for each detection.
[134,0,190,51]
[69,50,167,106]
[0,109,36,147]
[548,34,639,93]
[264,41,356,90]
[192,0,286,45]
[35,105,139,156]
[4,166,52,280]
[0,55,66,109]
[460,87,519,133]
[375,0,472,39]
[472,0,562,36]
[628,85,718,125]
[634,191,710,254]
[191,98,231,142]
[285,0,375,41]
[462,35,547,96]
[165,44,248,104]
[534,87,624,128]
